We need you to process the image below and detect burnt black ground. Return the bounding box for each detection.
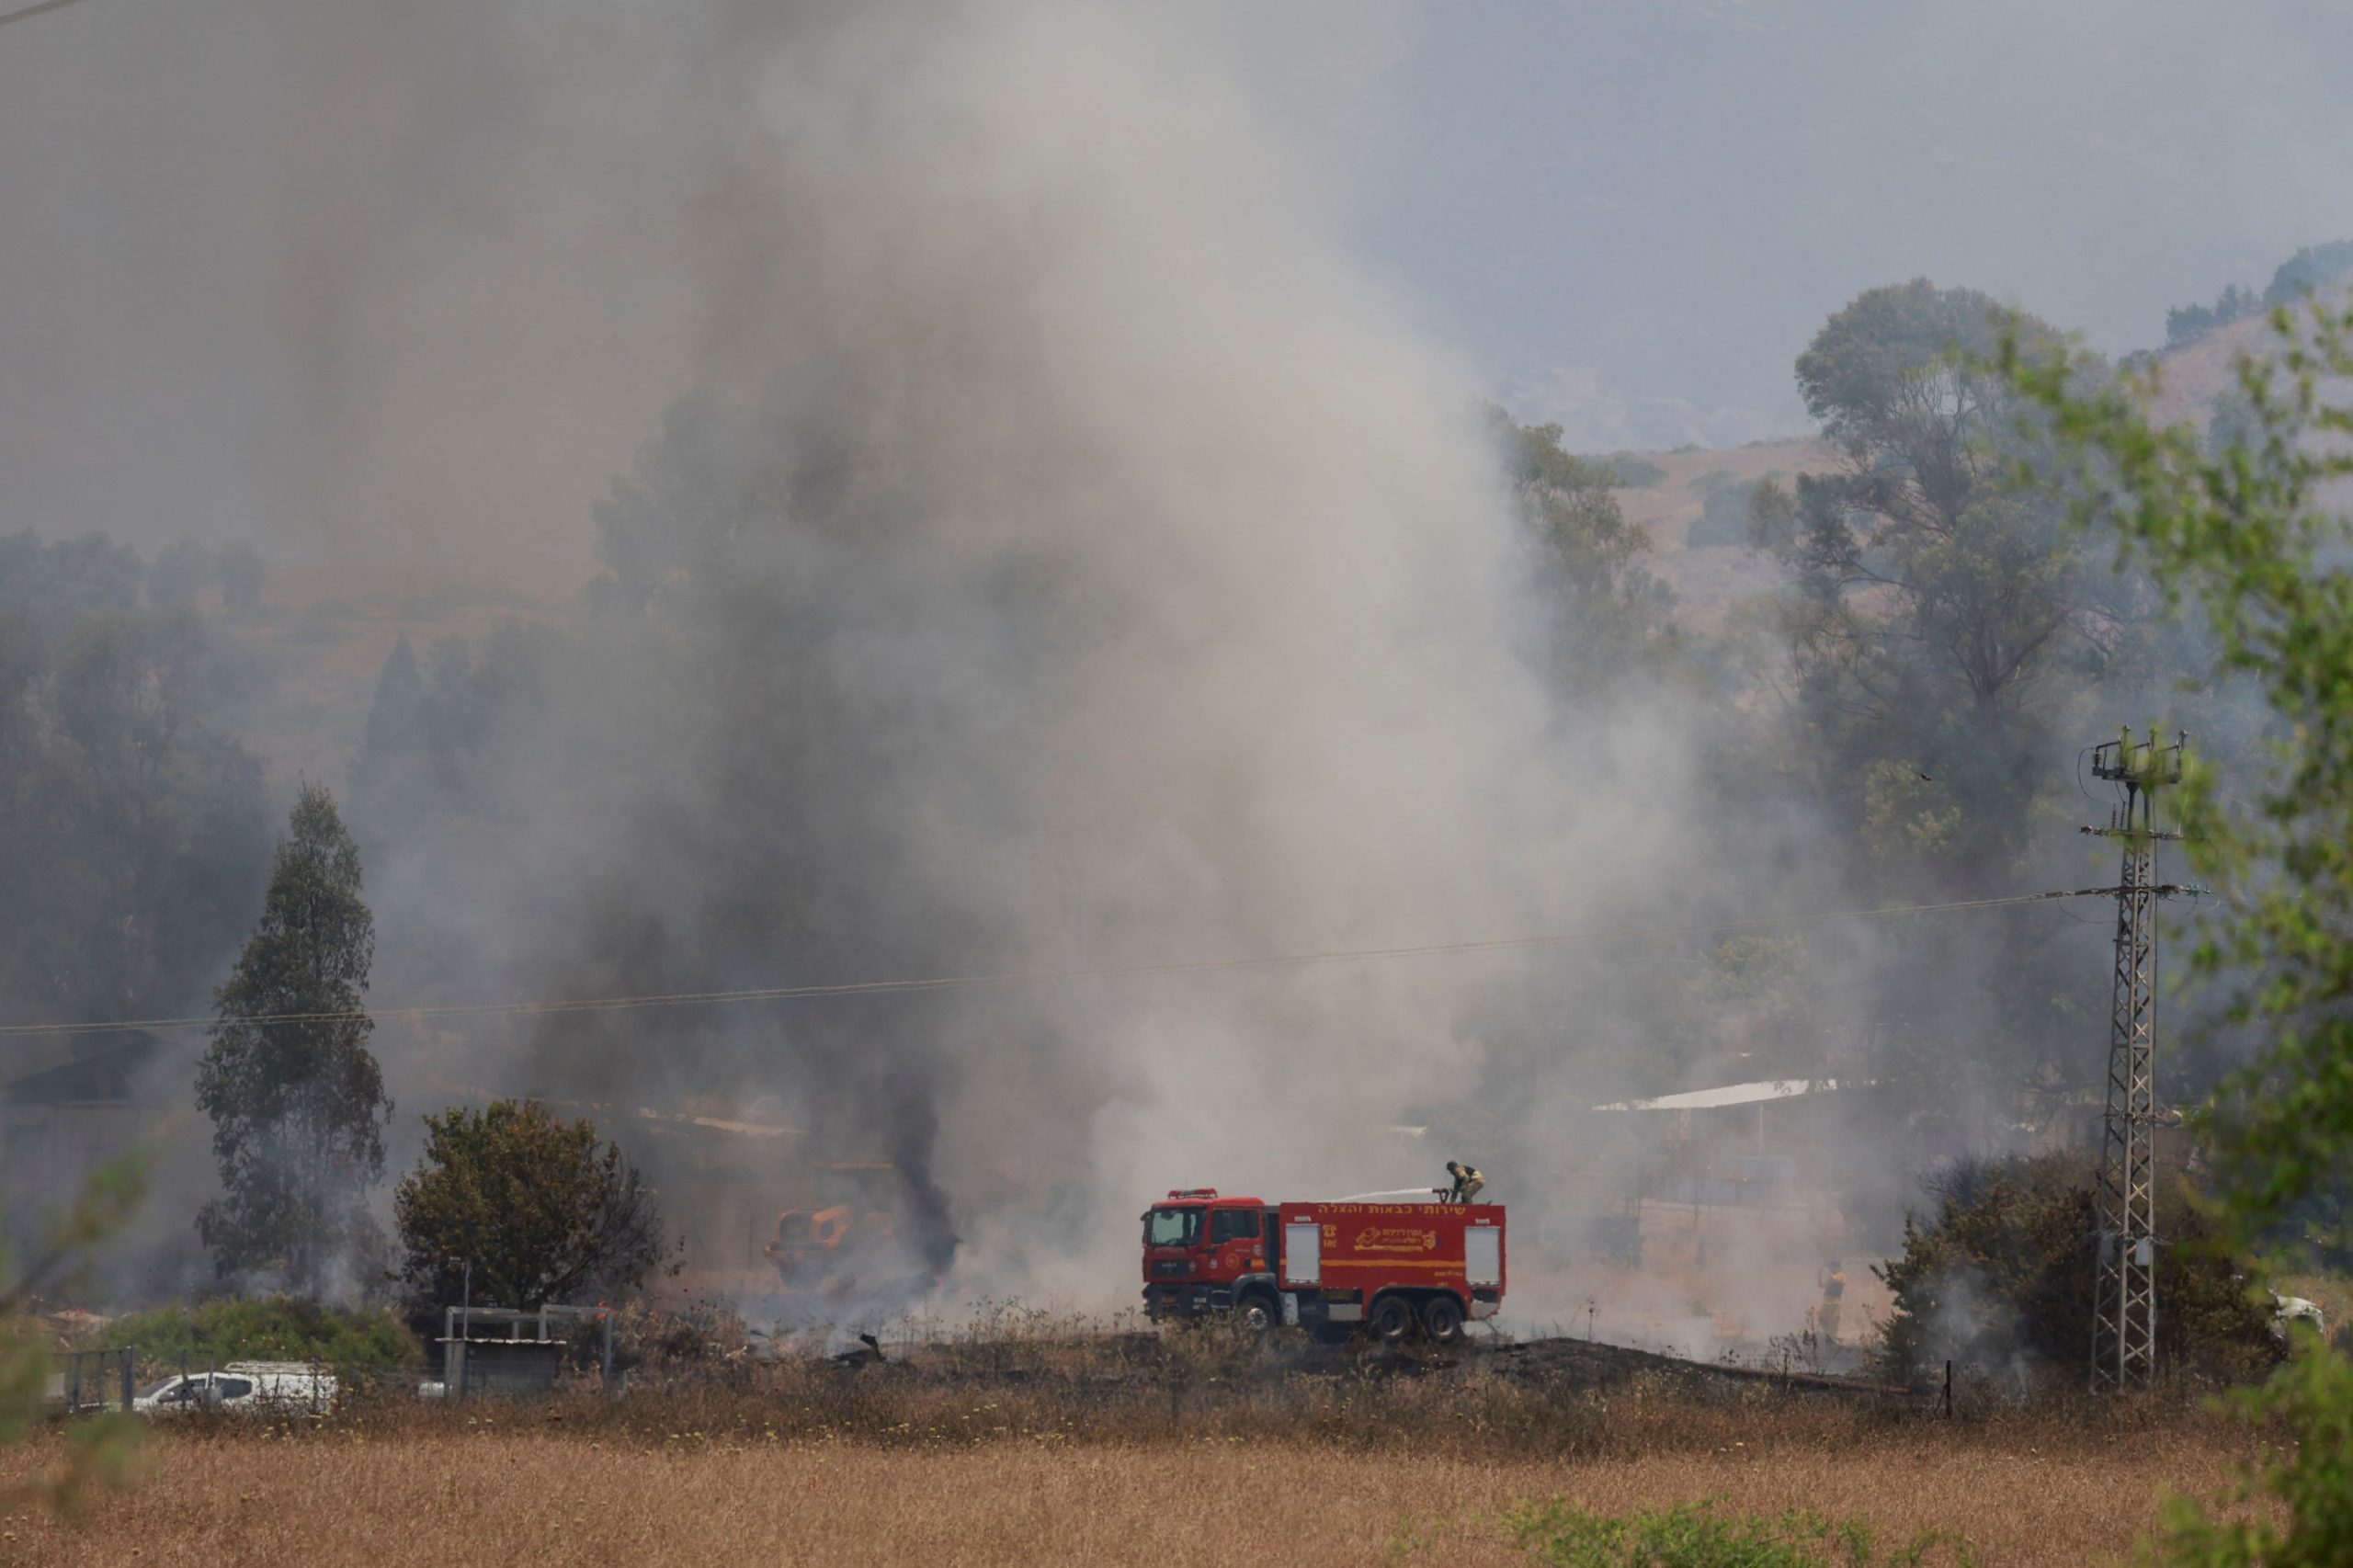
[843,1325,1904,1403]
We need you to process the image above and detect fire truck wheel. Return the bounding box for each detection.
[1236,1295,1276,1335]
[1420,1294,1465,1345]
[1370,1295,1415,1344]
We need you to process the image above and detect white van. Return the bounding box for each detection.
[133,1361,337,1416]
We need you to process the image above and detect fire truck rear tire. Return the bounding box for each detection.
[1370,1295,1415,1344]
[1420,1294,1465,1345]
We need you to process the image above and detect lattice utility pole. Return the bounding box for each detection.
[2085,728,2185,1392]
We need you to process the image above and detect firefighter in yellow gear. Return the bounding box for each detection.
[1445,1160,1484,1204]
[1820,1260,1847,1343]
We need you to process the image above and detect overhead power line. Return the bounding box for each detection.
[0,0,99,30]
[0,884,2184,1042]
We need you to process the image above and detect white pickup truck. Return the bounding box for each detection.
[133,1361,337,1416]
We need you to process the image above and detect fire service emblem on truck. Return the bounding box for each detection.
[1356,1227,1438,1253]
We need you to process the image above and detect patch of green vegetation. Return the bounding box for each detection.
[1580,451,1669,488]
[90,1296,422,1373]
[1877,1153,2271,1386]
[2002,290,2353,1568]
[1494,1498,1971,1566]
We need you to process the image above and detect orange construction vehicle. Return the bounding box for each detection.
[765,1163,903,1290]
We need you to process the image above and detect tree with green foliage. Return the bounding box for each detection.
[2168,283,2263,350]
[143,540,212,611]
[1487,406,1676,683]
[394,1099,668,1312]
[1746,281,2106,887]
[1727,281,2149,1131]
[347,620,556,854]
[0,531,271,1028]
[1686,471,1768,548]
[2001,297,2353,1566]
[195,785,390,1295]
[2260,240,2353,310]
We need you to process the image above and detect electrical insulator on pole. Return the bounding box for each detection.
[2084,727,2185,1391]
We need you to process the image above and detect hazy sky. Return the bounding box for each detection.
[1,0,2348,558]
[1353,0,2353,449]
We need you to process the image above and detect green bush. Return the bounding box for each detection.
[1495,1498,1969,1566]
[89,1295,422,1376]
[1876,1153,2274,1386]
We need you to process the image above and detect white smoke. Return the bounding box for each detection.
[342,0,1714,1307]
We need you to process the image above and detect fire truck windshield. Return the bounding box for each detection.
[1144,1206,1202,1247]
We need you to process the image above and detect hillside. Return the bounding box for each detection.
[2141,302,2302,430]
[1594,308,2313,636]
[1600,437,1825,631]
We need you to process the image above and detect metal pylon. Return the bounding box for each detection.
[2086,729,2181,1392]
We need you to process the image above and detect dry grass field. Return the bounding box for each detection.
[1,1362,2263,1567]
[0,1423,2250,1567]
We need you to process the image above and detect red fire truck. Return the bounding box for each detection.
[1140,1187,1506,1344]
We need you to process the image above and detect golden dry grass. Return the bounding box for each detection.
[1,1402,2253,1567]
[7,1324,2270,1565]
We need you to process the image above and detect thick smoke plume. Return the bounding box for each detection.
[323,0,1711,1307]
[17,2,2158,1334]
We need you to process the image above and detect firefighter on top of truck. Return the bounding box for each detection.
[1445,1161,1484,1203]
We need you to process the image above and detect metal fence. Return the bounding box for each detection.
[47,1346,134,1414]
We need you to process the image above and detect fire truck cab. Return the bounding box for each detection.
[1140,1187,1506,1344]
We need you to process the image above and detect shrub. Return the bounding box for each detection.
[1876,1153,2273,1386]
[89,1295,422,1376]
